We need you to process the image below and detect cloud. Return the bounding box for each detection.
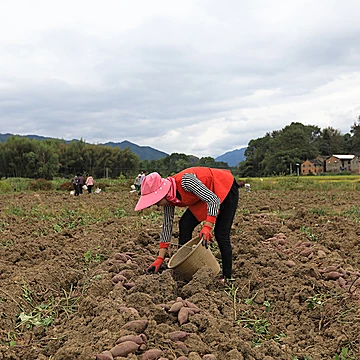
[0,0,360,158]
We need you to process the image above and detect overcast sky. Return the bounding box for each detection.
[1,0,360,158]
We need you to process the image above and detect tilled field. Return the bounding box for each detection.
[0,186,359,360]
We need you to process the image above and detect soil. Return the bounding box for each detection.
[0,186,359,360]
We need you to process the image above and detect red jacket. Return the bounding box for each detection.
[172,167,234,221]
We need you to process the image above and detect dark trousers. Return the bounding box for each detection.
[87,185,93,193]
[178,179,239,278]
[74,184,80,196]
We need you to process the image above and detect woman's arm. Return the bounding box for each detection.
[181,173,220,224]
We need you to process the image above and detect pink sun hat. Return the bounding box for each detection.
[135,172,171,211]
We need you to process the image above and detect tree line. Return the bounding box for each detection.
[0,136,230,180]
[237,120,360,177]
[1,119,359,180]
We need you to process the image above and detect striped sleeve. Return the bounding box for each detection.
[160,204,175,243]
[181,173,220,217]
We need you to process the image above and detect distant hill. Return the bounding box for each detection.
[215,147,247,166]
[103,140,168,161]
[0,134,168,161]
[0,133,245,164]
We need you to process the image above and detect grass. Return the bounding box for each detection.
[240,175,360,191]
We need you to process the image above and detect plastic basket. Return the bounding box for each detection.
[168,237,220,281]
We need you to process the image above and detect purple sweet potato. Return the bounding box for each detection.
[121,319,148,333]
[326,271,342,280]
[111,274,127,284]
[203,355,216,360]
[285,260,296,268]
[142,348,163,360]
[110,341,139,357]
[168,301,184,313]
[183,300,201,313]
[175,341,189,355]
[114,253,129,262]
[95,351,114,360]
[319,265,338,274]
[178,307,190,325]
[116,333,147,345]
[300,248,313,257]
[117,307,140,317]
[338,277,347,288]
[168,331,190,342]
[123,282,136,290]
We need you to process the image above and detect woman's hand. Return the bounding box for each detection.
[146,256,164,274]
[199,223,213,248]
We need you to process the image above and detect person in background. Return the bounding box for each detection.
[138,171,147,195]
[85,174,94,193]
[134,173,141,191]
[134,167,239,283]
[73,173,80,196]
[78,173,85,194]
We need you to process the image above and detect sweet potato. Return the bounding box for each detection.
[168,331,190,342]
[183,300,201,313]
[178,307,190,325]
[117,307,139,317]
[123,282,136,290]
[114,253,129,262]
[110,341,139,357]
[319,265,338,274]
[175,341,189,355]
[121,319,148,333]
[326,271,342,280]
[338,277,347,288]
[202,355,216,360]
[116,333,147,345]
[285,260,296,268]
[142,348,163,360]
[176,357,189,360]
[95,351,114,360]
[300,248,313,257]
[111,274,127,284]
[168,301,184,313]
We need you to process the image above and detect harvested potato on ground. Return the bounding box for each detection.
[326,271,342,280]
[116,333,147,345]
[168,331,190,342]
[121,319,148,333]
[142,348,163,360]
[169,301,184,313]
[95,350,114,360]
[110,341,139,357]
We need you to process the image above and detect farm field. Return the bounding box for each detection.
[0,184,360,360]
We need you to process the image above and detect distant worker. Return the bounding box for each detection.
[138,171,147,195]
[73,173,80,196]
[78,174,85,194]
[134,173,141,191]
[85,175,95,193]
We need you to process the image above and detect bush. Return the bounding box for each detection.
[58,182,73,191]
[27,178,53,191]
[0,181,13,193]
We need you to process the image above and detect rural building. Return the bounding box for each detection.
[325,155,360,174]
[301,159,324,175]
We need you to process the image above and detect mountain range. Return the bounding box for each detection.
[0,133,246,166]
